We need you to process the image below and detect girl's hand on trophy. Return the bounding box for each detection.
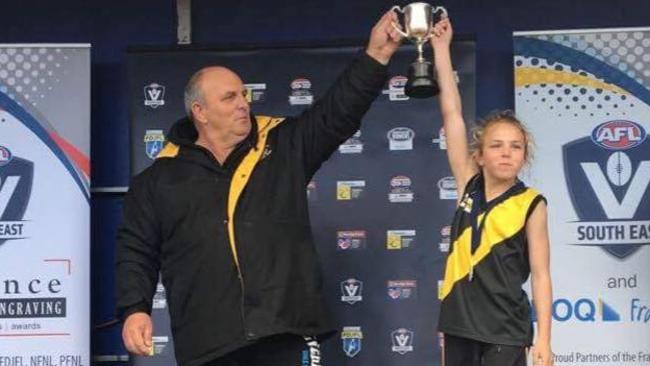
[430,17,452,49]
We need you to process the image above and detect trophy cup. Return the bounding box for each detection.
[391,2,448,98]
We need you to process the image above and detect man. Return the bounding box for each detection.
[116,10,401,366]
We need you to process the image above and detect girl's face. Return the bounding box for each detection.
[476,121,526,182]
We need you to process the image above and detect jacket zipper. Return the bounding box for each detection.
[225,217,250,339]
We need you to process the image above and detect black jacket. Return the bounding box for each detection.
[116,53,387,366]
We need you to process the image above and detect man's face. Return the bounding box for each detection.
[193,67,251,141]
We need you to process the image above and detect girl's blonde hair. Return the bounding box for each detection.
[470,110,534,166]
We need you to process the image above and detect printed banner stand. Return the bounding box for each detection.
[0,44,90,366]
[514,28,650,365]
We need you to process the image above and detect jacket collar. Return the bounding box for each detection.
[166,113,259,150]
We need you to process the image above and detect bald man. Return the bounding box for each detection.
[116,10,402,366]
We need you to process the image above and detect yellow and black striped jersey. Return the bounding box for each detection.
[438,174,546,346]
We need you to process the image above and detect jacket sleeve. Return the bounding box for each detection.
[293,51,388,178]
[114,170,161,321]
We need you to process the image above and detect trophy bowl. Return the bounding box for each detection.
[392,2,448,98]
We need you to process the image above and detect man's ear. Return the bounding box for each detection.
[191,102,206,125]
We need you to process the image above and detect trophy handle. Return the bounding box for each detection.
[420,6,448,42]
[432,6,448,22]
[390,6,409,38]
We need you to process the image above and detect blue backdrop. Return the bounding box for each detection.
[126,42,474,365]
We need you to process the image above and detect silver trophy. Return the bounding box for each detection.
[392,2,448,98]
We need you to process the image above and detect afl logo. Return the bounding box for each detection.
[0,146,13,167]
[591,120,646,150]
[290,78,311,90]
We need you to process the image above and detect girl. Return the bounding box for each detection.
[431,18,553,366]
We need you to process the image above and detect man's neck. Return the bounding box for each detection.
[195,134,240,165]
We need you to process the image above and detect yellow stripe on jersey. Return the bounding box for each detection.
[439,188,540,300]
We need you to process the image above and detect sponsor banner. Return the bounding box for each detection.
[438,225,451,252]
[391,328,414,355]
[307,180,318,201]
[244,83,266,104]
[289,78,313,106]
[382,75,409,101]
[438,176,457,200]
[144,129,165,160]
[341,326,363,358]
[0,44,90,365]
[339,130,363,154]
[386,230,416,250]
[387,280,417,300]
[152,282,167,310]
[336,180,365,201]
[388,176,414,203]
[432,127,447,150]
[337,230,367,251]
[144,83,165,109]
[515,28,650,364]
[387,127,415,151]
[340,278,363,305]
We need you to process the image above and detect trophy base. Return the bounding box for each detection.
[405,61,439,99]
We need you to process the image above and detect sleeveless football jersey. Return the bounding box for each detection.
[438,174,546,346]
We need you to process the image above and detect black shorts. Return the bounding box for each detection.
[443,334,526,366]
[202,334,322,366]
